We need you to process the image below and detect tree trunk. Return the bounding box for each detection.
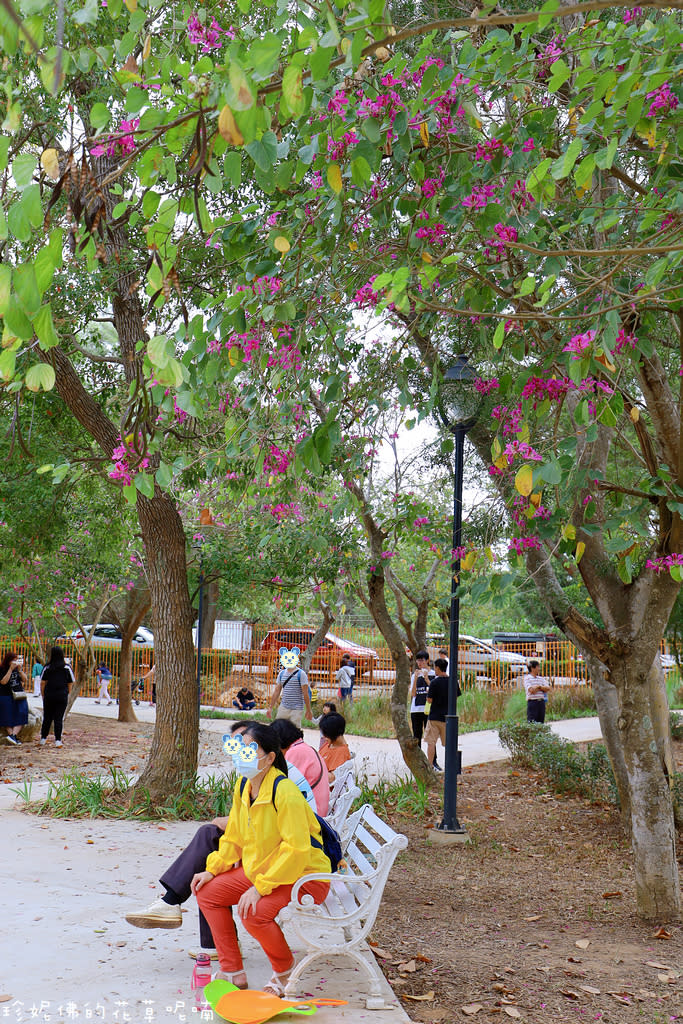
[200,579,220,651]
[367,565,436,786]
[300,601,334,674]
[585,653,631,830]
[135,491,198,799]
[614,659,681,921]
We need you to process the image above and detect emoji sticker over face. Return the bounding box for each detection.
[233,740,263,780]
[222,733,244,757]
[279,646,300,670]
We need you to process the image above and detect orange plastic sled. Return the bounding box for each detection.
[204,979,347,1024]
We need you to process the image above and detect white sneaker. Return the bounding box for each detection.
[125,898,182,929]
[55,740,63,748]
[39,738,46,746]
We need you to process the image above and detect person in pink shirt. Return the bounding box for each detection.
[270,718,330,817]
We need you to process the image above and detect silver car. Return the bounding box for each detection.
[56,624,154,649]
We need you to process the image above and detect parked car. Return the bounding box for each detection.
[56,624,155,650]
[260,628,379,677]
[456,635,527,677]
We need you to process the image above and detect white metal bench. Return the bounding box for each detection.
[325,762,361,836]
[280,803,408,1009]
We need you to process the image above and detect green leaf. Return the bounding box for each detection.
[228,62,255,111]
[0,347,16,381]
[90,102,110,129]
[551,138,582,180]
[351,156,371,186]
[134,472,155,498]
[224,151,242,188]
[574,154,595,189]
[122,482,137,505]
[73,0,99,26]
[0,265,11,314]
[4,298,33,339]
[282,64,305,117]
[245,132,278,171]
[540,460,562,486]
[493,320,505,350]
[547,58,571,93]
[616,558,632,585]
[12,152,36,188]
[248,33,281,77]
[8,203,31,242]
[155,462,172,489]
[517,275,535,296]
[22,184,43,228]
[147,334,172,367]
[25,362,56,392]
[309,46,334,82]
[34,303,59,350]
[13,263,41,315]
[526,157,552,195]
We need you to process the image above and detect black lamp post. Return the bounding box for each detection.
[193,535,206,718]
[436,355,481,838]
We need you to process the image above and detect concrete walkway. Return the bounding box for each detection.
[1,699,604,1024]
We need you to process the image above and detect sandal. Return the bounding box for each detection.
[215,970,248,990]
[263,964,294,998]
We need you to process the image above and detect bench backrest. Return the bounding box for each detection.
[327,766,361,835]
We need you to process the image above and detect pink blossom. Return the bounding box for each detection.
[509,535,542,554]
[187,14,228,51]
[646,553,683,573]
[646,82,678,119]
[563,329,596,359]
[474,377,499,395]
[522,138,535,152]
[623,5,642,22]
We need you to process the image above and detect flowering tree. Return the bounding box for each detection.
[0,0,680,916]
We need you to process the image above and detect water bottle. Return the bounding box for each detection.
[192,953,212,1008]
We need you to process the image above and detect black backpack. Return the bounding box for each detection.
[239,774,343,872]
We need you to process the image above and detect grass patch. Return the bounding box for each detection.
[17,767,237,820]
[353,771,435,820]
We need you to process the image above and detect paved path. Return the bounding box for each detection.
[1,700,604,1024]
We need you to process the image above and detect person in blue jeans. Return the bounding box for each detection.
[233,686,256,711]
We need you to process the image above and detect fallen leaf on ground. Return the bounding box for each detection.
[658,973,679,984]
[601,891,622,899]
[580,986,601,995]
[398,959,417,972]
[524,915,541,921]
[502,1008,522,1018]
[416,954,433,963]
[645,961,671,970]
[369,946,391,959]
[461,1005,483,1016]
[561,990,580,1000]
[608,992,632,1005]
[575,939,590,949]
[652,926,672,939]
[403,991,435,1001]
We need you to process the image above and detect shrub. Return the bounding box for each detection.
[498,720,550,766]
[671,710,683,741]
[497,722,617,802]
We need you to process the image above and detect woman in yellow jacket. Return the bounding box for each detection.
[192,723,330,996]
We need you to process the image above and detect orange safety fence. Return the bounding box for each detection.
[1,634,675,707]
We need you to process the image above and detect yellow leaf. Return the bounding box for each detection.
[124,0,137,10]
[595,350,616,372]
[491,437,502,461]
[494,455,508,470]
[142,34,152,61]
[485,546,494,563]
[562,523,576,541]
[462,550,477,571]
[349,240,358,251]
[517,421,530,443]
[218,104,244,146]
[515,463,534,497]
[375,46,391,61]
[646,126,656,149]
[575,185,589,198]
[419,122,429,149]
[576,541,586,563]
[273,236,290,253]
[568,108,577,136]
[529,492,542,508]
[327,162,343,194]
[422,251,432,263]
[630,406,640,423]
[40,148,61,181]
[228,346,241,366]
[658,141,668,165]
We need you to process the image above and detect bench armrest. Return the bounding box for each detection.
[290,870,370,905]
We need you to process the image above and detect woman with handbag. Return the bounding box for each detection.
[40,646,74,748]
[0,651,29,745]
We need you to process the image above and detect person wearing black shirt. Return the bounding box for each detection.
[424,657,449,773]
[40,646,74,748]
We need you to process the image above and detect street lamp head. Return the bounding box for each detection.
[438,355,481,431]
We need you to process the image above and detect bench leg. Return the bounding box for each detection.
[284,947,387,1010]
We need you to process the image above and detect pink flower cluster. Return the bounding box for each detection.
[475,138,511,163]
[563,329,596,359]
[535,36,564,83]
[263,445,293,477]
[109,436,149,486]
[263,502,304,523]
[415,222,448,246]
[511,179,535,210]
[328,89,350,117]
[421,168,445,198]
[646,553,683,573]
[474,377,499,395]
[267,343,302,371]
[485,223,518,261]
[503,441,543,463]
[646,82,678,119]
[462,182,500,210]
[623,5,642,22]
[509,535,542,554]
[328,131,359,161]
[354,275,380,309]
[187,14,233,51]
[612,328,637,354]
[492,403,524,436]
[91,118,139,159]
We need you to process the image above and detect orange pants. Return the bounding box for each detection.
[196,867,329,974]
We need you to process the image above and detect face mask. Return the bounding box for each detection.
[232,741,267,780]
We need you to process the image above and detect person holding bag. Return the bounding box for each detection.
[0,651,28,745]
[39,645,74,748]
